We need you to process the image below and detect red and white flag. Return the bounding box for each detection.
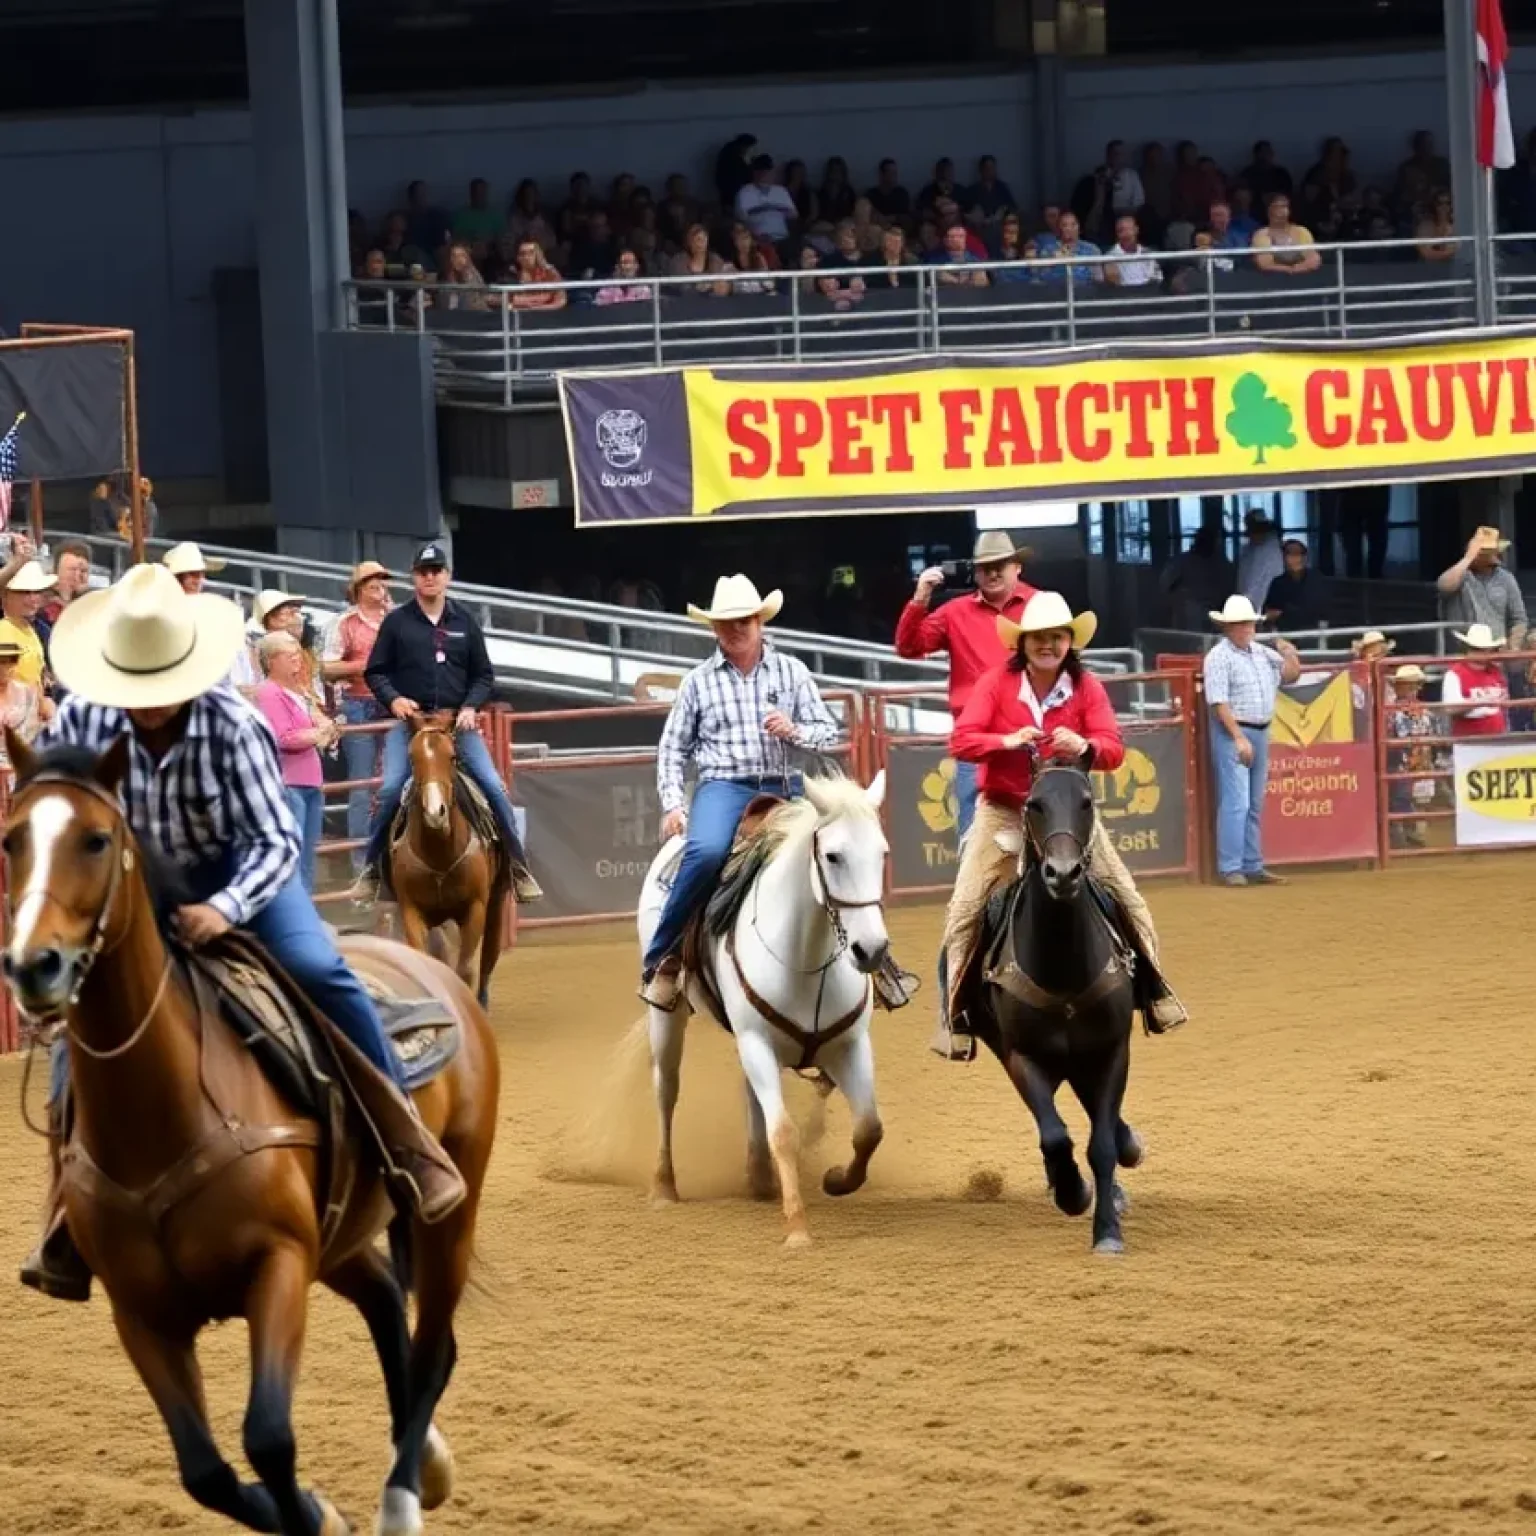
[1477,0,1516,171]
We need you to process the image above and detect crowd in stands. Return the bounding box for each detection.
[349,127,1481,312]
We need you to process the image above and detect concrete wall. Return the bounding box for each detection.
[3,44,1525,482]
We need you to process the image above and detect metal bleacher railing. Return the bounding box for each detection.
[342,232,1536,405]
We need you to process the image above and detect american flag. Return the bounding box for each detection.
[0,414,21,534]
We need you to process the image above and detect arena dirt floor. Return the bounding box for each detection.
[1,854,1534,1535]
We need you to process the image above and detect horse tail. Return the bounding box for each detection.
[387,1210,415,1298]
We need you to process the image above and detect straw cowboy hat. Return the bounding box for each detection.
[48,562,246,709]
[686,574,783,625]
[5,560,57,594]
[1392,663,1427,685]
[1209,594,1263,626]
[1455,622,1502,651]
[996,590,1098,651]
[253,589,306,625]
[161,541,226,576]
[972,530,1035,566]
[346,560,391,601]
[1471,524,1511,554]
[1351,629,1397,656]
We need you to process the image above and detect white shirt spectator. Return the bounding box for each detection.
[1111,167,1145,215]
[1107,244,1160,287]
[1238,533,1286,610]
[1203,636,1286,725]
[735,181,798,242]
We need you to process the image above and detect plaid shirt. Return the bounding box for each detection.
[1203,637,1285,724]
[40,687,300,927]
[656,643,840,812]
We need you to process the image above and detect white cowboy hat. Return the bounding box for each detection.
[1351,630,1396,656]
[1454,622,1502,651]
[1392,663,1427,684]
[5,560,57,594]
[48,562,247,709]
[161,541,227,576]
[1209,595,1263,626]
[253,589,306,625]
[996,590,1098,651]
[686,573,783,625]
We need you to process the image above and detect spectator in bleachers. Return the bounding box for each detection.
[1104,216,1160,287]
[1172,140,1223,225]
[1237,509,1285,609]
[965,155,1015,226]
[1038,210,1102,284]
[735,156,799,244]
[595,249,652,305]
[567,208,620,280]
[725,224,777,293]
[866,158,910,223]
[1416,192,1457,263]
[558,171,597,246]
[405,179,451,259]
[1227,185,1261,239]
[1437,526,1527,647]
[1394,130,1450,222]
[818,157,857,225]
[378,212,432,274]
[1251,195,1321,274]
[1037,203,1063,244]
[849,197,884,255]
[872,225,919,288]
[1301,137,1357,229]
[829,219,870,273]
[1262,538,1326,634]
[39,542,91,629]
[933,196,989,258]
[991,213,1034,280]
[507,240,567,310]
[659,173,699,247]
[1443,624,1511,737]
[1208,200,1249,254]
[918,157,960,220]
[669,223,732,296]
[780,159,815,226]
[1239,140,1293,210]
[928,224,989,286]
[1139,141,1174,233]
[452,178,501,251]
[714,132,758,210]
[439,243,490,310]
[1386,662,1436,848]
[608,171,638,230]
[821,227,868,305]
[914,217,942,260]
[1160,522,1232,632]
[354,250,398,325]
[506,179,557,253]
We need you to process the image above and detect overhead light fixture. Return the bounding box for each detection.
[975,501,1079,530]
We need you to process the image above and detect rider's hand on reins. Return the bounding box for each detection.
[661,808,688,840]
[454,706,478,733]
[1002,726,1043,751]
[174,904,232,948]
[1050,727,1088,759]
[762,711,796,741]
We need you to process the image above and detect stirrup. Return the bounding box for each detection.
[1145,988,1189,1035]
[928,1009,977,1063]
[638,961,682,1012]
[349,867,381,907]
[511,865,544,904]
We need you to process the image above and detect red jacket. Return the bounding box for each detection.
[951,661,1125,810]
[894,584,1039,716]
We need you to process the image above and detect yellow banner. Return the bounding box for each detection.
[583,332,1536,522]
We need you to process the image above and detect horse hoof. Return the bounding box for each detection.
[1093,1236,1125,1258]
[420,1423,455,1511]
[1117,1131,1146,1169]
[822,1166,863,1198]
[1051,1178,1092,1218]
[783,1227,813,1250]
[1113,1181,1131,1216]
[375,1487,423,1536]
[316,1494,352,1536]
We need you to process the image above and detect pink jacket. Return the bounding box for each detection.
[255,681,324,788]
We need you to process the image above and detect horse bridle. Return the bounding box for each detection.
[1021,750,1092,871]
[810,825,883,950]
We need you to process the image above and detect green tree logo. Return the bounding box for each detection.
[1225,372,1296,465]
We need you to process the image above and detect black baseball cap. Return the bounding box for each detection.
[412,541,449,571]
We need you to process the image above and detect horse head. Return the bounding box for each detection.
[801,770,890,976]
[1024,760,1095,902]
[1,731,136,1020]
[408,711,458,833]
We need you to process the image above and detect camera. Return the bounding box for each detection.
[938,558,974,584]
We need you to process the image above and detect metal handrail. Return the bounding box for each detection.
[1135,618,1464,659]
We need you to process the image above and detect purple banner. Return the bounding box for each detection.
[559,372,694,526]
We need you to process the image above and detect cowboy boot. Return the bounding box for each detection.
[638,954,683,1011]
[928,949,976,1062]
[19,1105,92,1303]
[510,861,544,904]
[348,863,382,907]
[1101,894,1189,1034]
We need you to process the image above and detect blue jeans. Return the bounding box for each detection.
[340,696,387,871]
[363,720,528,872]
[953,756,979,844]
[285,786,324,893]
[1211,724,1271,877]
[50,857,404,1105]
[643,775,803,969]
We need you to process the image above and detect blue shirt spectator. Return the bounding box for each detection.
[1036,212,1103,284]
[926,226,990,285]
[965,155,1016,223]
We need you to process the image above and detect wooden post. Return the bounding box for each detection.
[27,476,42,552]
[124,338,145,565]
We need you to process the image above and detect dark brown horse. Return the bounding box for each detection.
[390,715,506,1008]
[3,734,500,1536]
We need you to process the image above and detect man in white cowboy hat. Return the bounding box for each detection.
[19,562,466,1302]
[1203,595,1302,887]
[1443,622,1512,737]
[640,573,913,1011]
[1437,526,1526,651]
[0,559,58,693]
[352,541,542,905]
[161,541,227,594]
[895,529,1038,840]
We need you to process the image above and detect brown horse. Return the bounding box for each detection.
[3,735,499,1536]
[390,714,506,1008]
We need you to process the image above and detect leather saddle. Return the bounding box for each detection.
[385,769,506,894]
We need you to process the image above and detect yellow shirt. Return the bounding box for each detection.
[0,618,45,686]
[1251,223,1316,265]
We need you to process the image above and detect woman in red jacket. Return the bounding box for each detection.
[935,591,1188,1058]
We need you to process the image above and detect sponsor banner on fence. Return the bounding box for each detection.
[1452,740,1536,845]
[1261,669,1380,863]
[560,331,1536,525]
[884,728,1188,891]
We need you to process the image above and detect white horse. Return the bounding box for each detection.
[637,772,892,1246]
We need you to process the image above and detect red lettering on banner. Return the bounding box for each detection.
[1455,359,1503,437]
[983,388,1036,467]
[1064,381,1111,461]
[726,399,773,478]
[1033,385,1065,463]
[1112,378,1161,458]
[1507,356,1535,433]
[826,396,873,474]
[870,392,921,470]
[939,389,983,469]
[1407,363,1456,441]
[1305,370,1351,448]
[1357,368,1408,446]
[1165,377,1218,456]
[772,398,823,476]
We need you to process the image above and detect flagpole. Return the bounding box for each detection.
[1446,0,1496,326]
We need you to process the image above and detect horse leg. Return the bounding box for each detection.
[1003,1048,1090,1217]
[242,1243,346,1536]
[1071,1045,1131,1256]
[475,884,507,1010]
[112,1311,282,1532]
[1116,1117,1146,1169]
[648,1004,687,1205]
[744,1077,776,1201]
[818,1025,883,1198]
[455,897,486,997]
[398,899,430,957]
[736,1028,810,1247]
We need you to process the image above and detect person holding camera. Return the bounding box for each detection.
[894,530,1038,841]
